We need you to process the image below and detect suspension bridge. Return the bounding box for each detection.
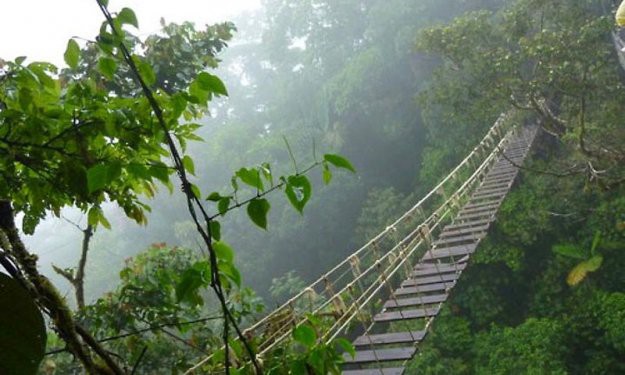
[186,114,539,374]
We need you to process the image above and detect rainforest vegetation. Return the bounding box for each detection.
[0,0,624,373]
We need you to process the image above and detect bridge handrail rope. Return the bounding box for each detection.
[186,112,517,373]
[322,124,516,343]
[247,112,512,327]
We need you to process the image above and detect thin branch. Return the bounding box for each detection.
[61,215,85,231]
[131,346,148,375]
[94,3,261,372]
[499,148,584,178]
[208,161,321,221]
[45,315,224,355]
[283,136,299,174]
[76,324,125,375]
[159,327,210,355]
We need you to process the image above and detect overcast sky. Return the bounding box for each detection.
[0,0,260,64]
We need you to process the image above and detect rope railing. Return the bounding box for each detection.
[185,112,517,373]
[323,124,517,343]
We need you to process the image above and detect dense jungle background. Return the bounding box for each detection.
[1,0,624,373]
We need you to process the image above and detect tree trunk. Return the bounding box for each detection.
[0,200,123,374]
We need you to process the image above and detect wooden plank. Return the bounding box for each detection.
[470,194,504,202]
[342,368,405,375]
[463,201,500,210]
[489,166,518,174]
[343,347,416,364]
[489,166,517,174]
[384,294,448,308]
[502,151,525,156]
[455,211,496,221]
[470,191,507,201]
[460,204,499,214]
[353,331,426,346]
[402,272,459,287]
[477,186,509,194]
[493,161,517,168]
[374,306,440,322]
[433,232,485,247]
[421,244,477,261]
[445,219,491,230]
[478,182,510,190]
[474,185,510,195]
[394,282,455,296]
[412,263,467,276]
[485,172,517,181]
[439,224,490,238]
[482,176,515,185]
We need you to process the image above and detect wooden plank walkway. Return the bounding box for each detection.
[341,126,538,374]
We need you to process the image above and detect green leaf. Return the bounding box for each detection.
[230,176,239,192]
[189,80,209,104]
[552,244,585,260]
[133,56,156,86]
[324,154,356,173]
[293,324,317,348]
[206,192,223,202]
[0,273,46,375]
[591,231,602,256]
[308,349,325,374]
[127,164,151,180]
[86,164,108,193]
[150,163,171,183]
[219,263,242,288]
[289,360,307,375]
[170,93,188,119]
[87,206,110,229]
[195,72,228,96]
[213,241,234,263]
[87,162,122,193]
[260,163,273,186]
[118,7,139,28]
[97,57,117,79]
[322,164,332,185]
[567,256,603,286]
[182,155,195,175]
[247,198,270,230]
[209,220,221,241]
[334,338,355,359]
[218,197,231,215]
[236,168,264,191]
[176,264,209,305]
[64,39,80,69]
[190,183,201,199]
[99,213,112,230]
[584,255,603,272]
[285,175,312,214]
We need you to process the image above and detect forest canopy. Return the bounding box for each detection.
[0,0,624,374]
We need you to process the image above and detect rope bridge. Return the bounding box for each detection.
[186,114,538,374]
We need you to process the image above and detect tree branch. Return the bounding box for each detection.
[94,2,260,373]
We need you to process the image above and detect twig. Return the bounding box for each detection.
[499,148,584,178]
[208,161,321,221]
[131,346,148,375]
[94,2,261,372]
[283,136,298,173]
[45,315,223,355]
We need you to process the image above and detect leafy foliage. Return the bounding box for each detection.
[0,274,46,375]
[405,1,625,373]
